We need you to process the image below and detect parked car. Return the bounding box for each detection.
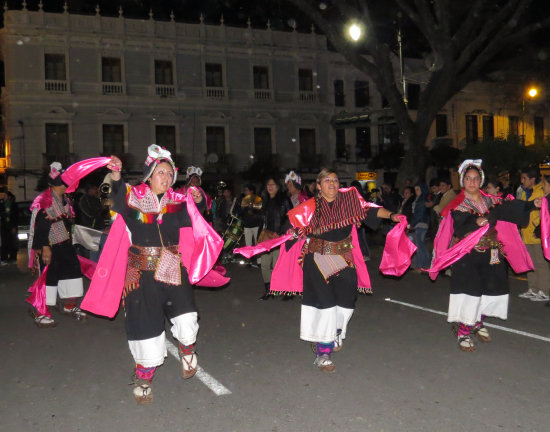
[16,200,32,245]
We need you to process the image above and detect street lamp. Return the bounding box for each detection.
[346,22,364,42]
[521,86,539,144]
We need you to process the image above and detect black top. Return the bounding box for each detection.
[451,199,534,239]
[262,193,292,235]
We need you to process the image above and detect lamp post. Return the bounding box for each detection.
[17,120,26,200]
[521,87,538,145]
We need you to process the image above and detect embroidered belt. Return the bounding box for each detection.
[307,236,353,256]
[128,245,180,271]
[473,228,503,252]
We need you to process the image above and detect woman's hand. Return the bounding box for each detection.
[107,156,122,181]
[189,187,203,204]
[476,217,489,227]
[41,246,52,265]
[533,197,543,208]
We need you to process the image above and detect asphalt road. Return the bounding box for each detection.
[2,248,549,432]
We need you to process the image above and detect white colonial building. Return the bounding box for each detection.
[0,4,547,199]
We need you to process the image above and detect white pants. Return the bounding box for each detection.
[45,278,84,306]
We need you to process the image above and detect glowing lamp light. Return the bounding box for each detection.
[528,88,538,98]
[348,24,362,41]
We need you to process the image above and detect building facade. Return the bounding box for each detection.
[0,5,547,200]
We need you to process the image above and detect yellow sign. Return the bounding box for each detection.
[356,172,377,181]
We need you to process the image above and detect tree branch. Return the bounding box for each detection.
[455,0,525,73]
[452,0,494,49]
[433,0,451,39]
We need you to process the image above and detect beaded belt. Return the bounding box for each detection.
[128,245,180,271]
[307,236,353,256]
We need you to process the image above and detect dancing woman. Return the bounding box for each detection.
[82,145,227,404]
[430,159,542,352]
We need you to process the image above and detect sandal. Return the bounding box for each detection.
[314,354,336,373]
[132,379,153,405]
[63,305,87,321]
[458,335,476,352]
[472,326,491,343]
[34,314,57,328]
[181,352,198,379]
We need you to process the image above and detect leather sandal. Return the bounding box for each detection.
[314,354,336,373]
[181,352,198,379]
[133,380,153,405]
[458,335,476,352]
[34,314,57,328]
[63,306,87,321]
[472,326,491,343]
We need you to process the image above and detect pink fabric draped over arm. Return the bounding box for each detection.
[428,220,489,281]
[270,239,306,294]
[379,215,417,277]
[183,188,227,284]
[351,225,372,290]
[26,265,50,317]
[496,220,534,273]
[81,216,130,317]
[61,157,112,193]
[233,234,294,259]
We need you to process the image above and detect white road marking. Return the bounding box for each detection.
[385,298,550,343]
[165,340,232,396]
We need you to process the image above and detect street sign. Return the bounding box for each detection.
[356,171,377,181]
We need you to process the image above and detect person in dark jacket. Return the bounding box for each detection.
[258,177,292,300]
[408,182,431,272]
[398,186,415,222]
[77,184,106,230]
[0,190,19,263]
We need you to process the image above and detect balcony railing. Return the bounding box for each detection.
[44,80,68,93]
[205,87,226,99]
[254,89,272,100]
[102,83,124,95]
[155,85,175,97]
[299,91,317,103]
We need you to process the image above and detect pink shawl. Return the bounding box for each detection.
[541,196,550,261]
[429,211,534,281]
[379,214,417,277]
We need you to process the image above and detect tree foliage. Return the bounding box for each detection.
[285,0,550,184]
[462,137,550,179]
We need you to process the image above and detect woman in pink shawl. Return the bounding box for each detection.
[436,160,542,352]
[289,168,399,373]
[104,146,206,405]
[28,162,85,327]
